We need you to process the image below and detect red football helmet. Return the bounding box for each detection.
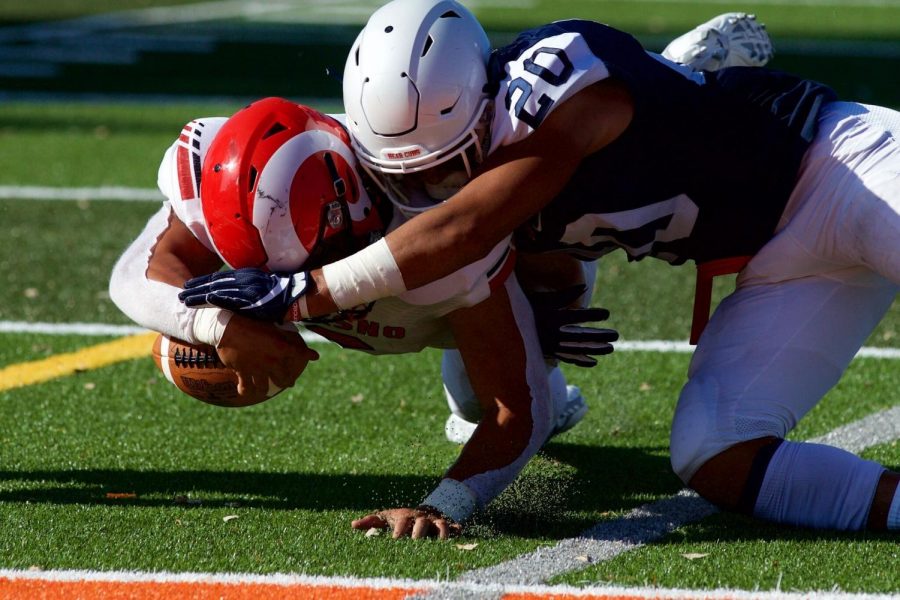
[201,97,385,271]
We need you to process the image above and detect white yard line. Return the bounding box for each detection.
[0,185,162,202]
[0,321,149,336]
[616,339,900,359]
[0,320,327,346]
[3,321,900,359]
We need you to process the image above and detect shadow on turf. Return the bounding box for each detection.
[0,444,682,536]
[464,443,684,538]
[0,469,437,511]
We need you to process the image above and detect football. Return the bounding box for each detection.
[151,334,282,407]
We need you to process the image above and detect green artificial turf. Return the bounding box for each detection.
[1,341,898,585]
[0,27,898,590]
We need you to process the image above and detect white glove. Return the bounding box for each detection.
[662,13,774,72]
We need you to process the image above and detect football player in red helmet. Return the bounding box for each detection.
[110,97,615,539]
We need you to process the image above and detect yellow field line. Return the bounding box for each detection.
[0,332,156,392]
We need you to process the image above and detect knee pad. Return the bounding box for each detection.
[670,375,722,483]
[671,372,798,483]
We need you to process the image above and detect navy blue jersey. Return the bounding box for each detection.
[483,20,835,264]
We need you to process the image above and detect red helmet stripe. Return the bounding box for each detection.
[176,144,197,200]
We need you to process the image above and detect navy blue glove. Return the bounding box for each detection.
[179,268,310,322]
[527,285,618,367]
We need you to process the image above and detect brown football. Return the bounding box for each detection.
[151,334,282,407]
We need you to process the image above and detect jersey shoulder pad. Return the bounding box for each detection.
[487,21,635,152]
[157,117,228,252]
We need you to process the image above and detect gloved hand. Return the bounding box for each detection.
[662,13,774,72]
[527,284,618,367]
[179,268,310,322]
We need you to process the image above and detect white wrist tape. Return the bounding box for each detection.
[322,238,406,310]
[420,478,478,524]
[191,307,233,347]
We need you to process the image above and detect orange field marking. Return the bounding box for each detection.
[0,577,425,600]
[0,577,742,600]
[1,570,888,600]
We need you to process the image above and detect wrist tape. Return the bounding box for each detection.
[191,307,233,347]
[322,238,406,310]
[420,478,478,524]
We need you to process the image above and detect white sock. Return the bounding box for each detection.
[754,440,885,531]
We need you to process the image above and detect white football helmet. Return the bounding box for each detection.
[342,0,491,216]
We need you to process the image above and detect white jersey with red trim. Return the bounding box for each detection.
[157,117,228,254]
[157,117,516,355]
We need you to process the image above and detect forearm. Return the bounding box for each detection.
[109,205,225,344]
[314,215,485,314]
[314,170,531,313]
[424,275,553,522]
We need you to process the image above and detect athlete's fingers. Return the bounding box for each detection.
[411,516,431,539]
[391,515,413,539]
[434,519,450,540]
[351,513,388,531]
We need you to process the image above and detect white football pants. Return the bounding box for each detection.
[671,101,900,482]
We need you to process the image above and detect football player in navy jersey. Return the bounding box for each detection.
[190,0,900,533]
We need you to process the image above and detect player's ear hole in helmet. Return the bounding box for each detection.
[200,97,388,272]
[341,0,492,217]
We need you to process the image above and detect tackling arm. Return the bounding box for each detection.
[303,79,634,317]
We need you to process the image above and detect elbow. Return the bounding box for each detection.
[108,253,131,315]
[108,243,156,326]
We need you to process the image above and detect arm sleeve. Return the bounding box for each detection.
[108,204,204,343]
